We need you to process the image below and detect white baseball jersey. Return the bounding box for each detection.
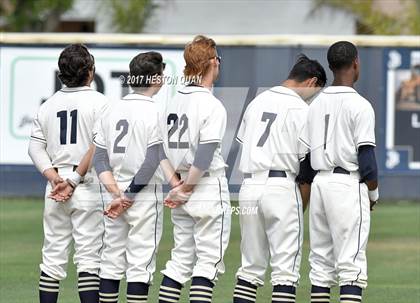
[93,93,163,185]
[161,85,227,173]
[236,86,308,174]
[30,86,107,167]
[300,86,376,171]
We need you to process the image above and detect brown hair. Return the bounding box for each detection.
[183,35,217,79]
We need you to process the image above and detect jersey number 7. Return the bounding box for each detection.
[257,112,277,147]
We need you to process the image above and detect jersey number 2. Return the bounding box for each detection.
[57,110,77,145]
[113,119,129,154]
[257,112,277,147]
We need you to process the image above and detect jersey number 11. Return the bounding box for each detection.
[57,110,78,145]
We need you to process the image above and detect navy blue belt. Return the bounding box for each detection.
[244,170,287,179]
[176,171,210,179]
[333,167,350,175]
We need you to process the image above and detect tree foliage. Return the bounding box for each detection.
[314,0,420,35]
[106,0,157,33]
[0,0,74,31]
[0,0,156,33]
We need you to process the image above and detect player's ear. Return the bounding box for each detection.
[308,77,318,87]
[353,57,359,70]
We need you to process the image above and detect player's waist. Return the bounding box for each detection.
[243,170,296,181]
[317,167,360,178]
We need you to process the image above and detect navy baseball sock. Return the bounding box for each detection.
[340,285,362,303]
[272,285,296,303]
[39,271,59,303]
[99,278,120,303]
[233,279,257,303]
[189,277,214,303]
[78,272,99,303]
[127,282,149,303]
[311,285,331,303]
[159,275,182,303]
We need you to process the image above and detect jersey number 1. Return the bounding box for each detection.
[57,110,77,145]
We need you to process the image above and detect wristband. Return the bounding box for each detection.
[368,187,379,201]
[67,171,82,188]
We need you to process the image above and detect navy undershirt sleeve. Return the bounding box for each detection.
[125,143,165,199]
[358,145,378,182]
[93,146,112,176]
[192,142,218,171]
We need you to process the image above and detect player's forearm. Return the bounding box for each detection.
[98,171,120,198]
[42,168,62,185]
[366,180,378,191]
[182,142,218,192]
[28,140,53,175]
[182,165,205,192]
[75,144,96,177]
[160,159,180,188]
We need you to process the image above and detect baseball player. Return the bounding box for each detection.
[28,44,107,303]
[233,55,326,303]
[299,41,379,303]
[92,51,180,303]
[157,35,231,303]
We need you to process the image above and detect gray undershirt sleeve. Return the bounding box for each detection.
[125,143,165,199]
[93,146,112,176]
[192,142,219,171]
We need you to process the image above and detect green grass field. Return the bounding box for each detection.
[0,199,419,303]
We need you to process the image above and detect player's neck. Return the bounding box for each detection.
[200,76,214,90]
[331,73,355,88]
[281,79,300,93]
[132,88,156,97]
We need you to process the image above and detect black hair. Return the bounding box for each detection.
[287,54,327,87]
[129,51,165,88]
[327,41,358,71]
[58,44,94,87]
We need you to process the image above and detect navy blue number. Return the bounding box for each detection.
[57,110,77,145]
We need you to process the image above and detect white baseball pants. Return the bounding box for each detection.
[236,172,303,287]
[309,171,370,288]
[99,183,163,284]
[40,167,104,280]
[162,175,231,284]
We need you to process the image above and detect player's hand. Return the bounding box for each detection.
[104,194,133,219]
[370,200,378,211]
[171,179,184,189]
[164,185,192,208]
[164,198,184,209]
[49,181,74,202]
[50,176,64,188]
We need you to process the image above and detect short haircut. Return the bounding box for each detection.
[58,44,94,87]
[288,54,327,87]
[184,35,217,78]
[129,51,165,88]
[327,41,358,71]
